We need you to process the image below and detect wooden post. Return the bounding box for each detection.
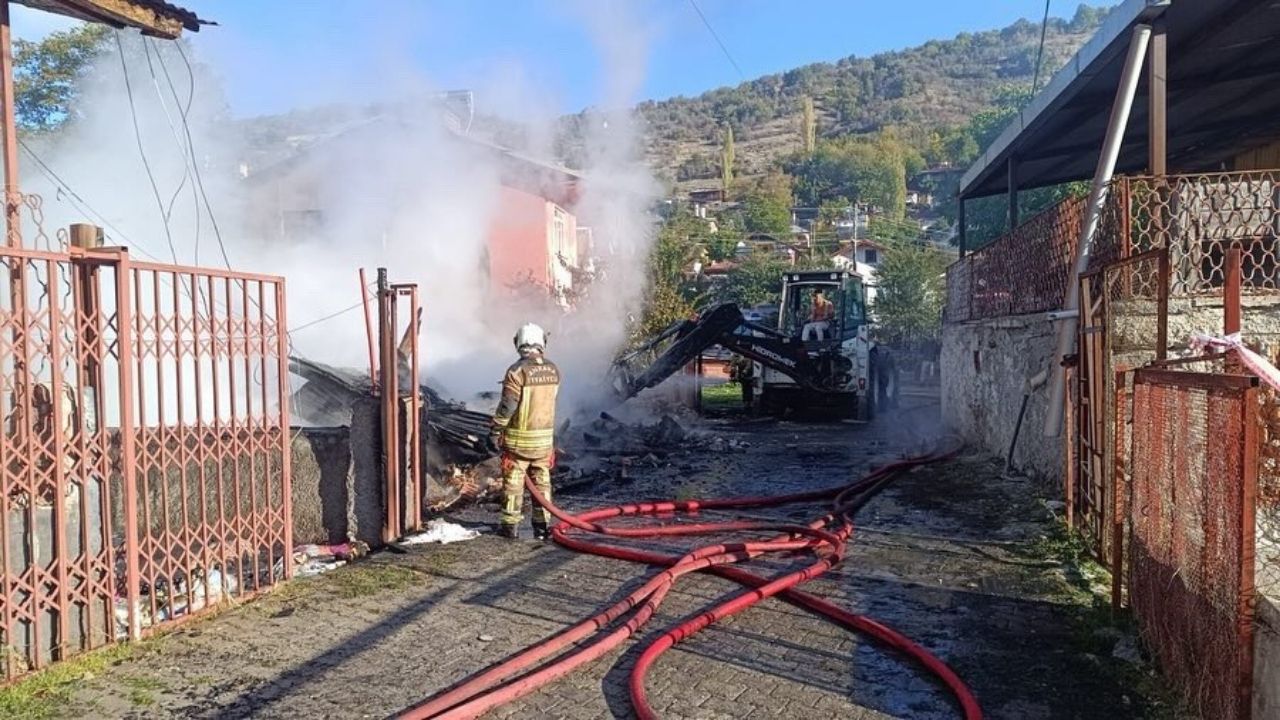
[69,223,103,250]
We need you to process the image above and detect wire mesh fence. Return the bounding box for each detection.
[1129,368,1258,720]
[944,194,1085,322]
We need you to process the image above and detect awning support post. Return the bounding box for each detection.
[1044,23,1153,438]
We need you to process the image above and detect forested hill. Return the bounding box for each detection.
[556,4,1111,188]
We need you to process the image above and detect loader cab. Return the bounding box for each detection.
[777,270,867,344]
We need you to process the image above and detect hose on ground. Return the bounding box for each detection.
[396,442,982,720]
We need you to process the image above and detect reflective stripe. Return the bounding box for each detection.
[504,427,554,450]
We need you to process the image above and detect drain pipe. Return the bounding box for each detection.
[1044,23,1153,438]
[1005,366,1049,475]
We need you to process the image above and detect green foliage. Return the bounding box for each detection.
[636,212,706,340]
[786,134,908,219]
[717,250,790,308]
[738,171,793,235]
[612,10,1109,179]
[873,241,949,344]
[13,25,110,133]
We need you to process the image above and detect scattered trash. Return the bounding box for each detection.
[478,634,495,642]
[292,541,367,578]
[296,559,346,577]
[709,437,727,452]
[401,518,481,545]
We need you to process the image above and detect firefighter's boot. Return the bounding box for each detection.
[531,519,550,541]
[498,523,520,540]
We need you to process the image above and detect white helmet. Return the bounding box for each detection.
[514,322,547,352]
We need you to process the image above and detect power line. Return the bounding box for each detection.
[687,0,744,80]
[116,31,181,266]
[169,39,233,270]
[1032,0,1051,94]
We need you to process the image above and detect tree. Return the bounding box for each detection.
[636,213,703,340]
[801,96,816,154]
[721,125,735,189]
[14,26,110,133]
[739,171,793,235]
[786,135,908,219]
[717,250,790,308]
[872,241,949,344]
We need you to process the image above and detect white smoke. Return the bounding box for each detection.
[17,5,660,417]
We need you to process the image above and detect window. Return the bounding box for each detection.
[863,248,878,265]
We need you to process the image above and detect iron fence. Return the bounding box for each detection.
[1128,367,1258,720]
[0,244,291,681]
[1102,172,1280,296]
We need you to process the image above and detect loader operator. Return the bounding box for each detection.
[801,288,835,342]
[489,323,560,541]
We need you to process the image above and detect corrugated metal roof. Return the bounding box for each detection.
[959,0,1280,199]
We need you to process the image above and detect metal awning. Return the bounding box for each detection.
[14,0,211,38]
[959,0,1280,199]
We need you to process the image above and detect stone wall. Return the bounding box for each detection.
[941,312,1063,484]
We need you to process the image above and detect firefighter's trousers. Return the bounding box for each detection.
[501,452,553,526]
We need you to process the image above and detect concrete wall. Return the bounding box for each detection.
[289,397,384,548]
[941,312,1063,484]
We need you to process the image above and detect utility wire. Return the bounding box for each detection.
[170,39,233,270]
[116,31,180,265]
[1032,0,1051,94]
[687,0,744,80]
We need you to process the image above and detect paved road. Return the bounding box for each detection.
[61,395,1165,719]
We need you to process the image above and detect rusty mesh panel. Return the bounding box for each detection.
[1257,387,1280,600]
[944,194,1085,322]
[1130,373,1256,720]
[1111,172,1280,296]
[943,256,971,323]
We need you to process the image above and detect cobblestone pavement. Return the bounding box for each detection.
[56,392,1168,719]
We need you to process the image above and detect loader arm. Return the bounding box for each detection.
[610,303,825,400]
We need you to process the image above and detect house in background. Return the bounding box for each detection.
[239,98,590,309]
[831,240,881,306]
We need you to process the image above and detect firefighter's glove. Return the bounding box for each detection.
[486,431,503,456]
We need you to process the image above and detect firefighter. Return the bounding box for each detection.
[489,322,560,540]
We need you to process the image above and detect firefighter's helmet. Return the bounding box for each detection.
[514,323,547,352]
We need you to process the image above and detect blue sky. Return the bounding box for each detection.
[13,1,1117,119]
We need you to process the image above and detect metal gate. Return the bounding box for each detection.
[1129,367,1258,720]
[0,245,291,680]
[1074,249,1168,562]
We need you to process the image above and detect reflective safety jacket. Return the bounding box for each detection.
[492,353,561,458]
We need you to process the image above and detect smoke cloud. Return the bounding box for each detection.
[19,3,660,418]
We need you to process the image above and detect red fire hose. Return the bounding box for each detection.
[397,444,982,720]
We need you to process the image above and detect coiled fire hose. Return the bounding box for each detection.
[398,443,983,720]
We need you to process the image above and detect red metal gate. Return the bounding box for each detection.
[0,245,291,680]
[1129,367,1258,720]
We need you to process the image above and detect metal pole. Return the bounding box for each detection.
[0,0,18,247]
[1148,19,1167,176]
[1043,24,1153,438]
[359,268,377,387]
